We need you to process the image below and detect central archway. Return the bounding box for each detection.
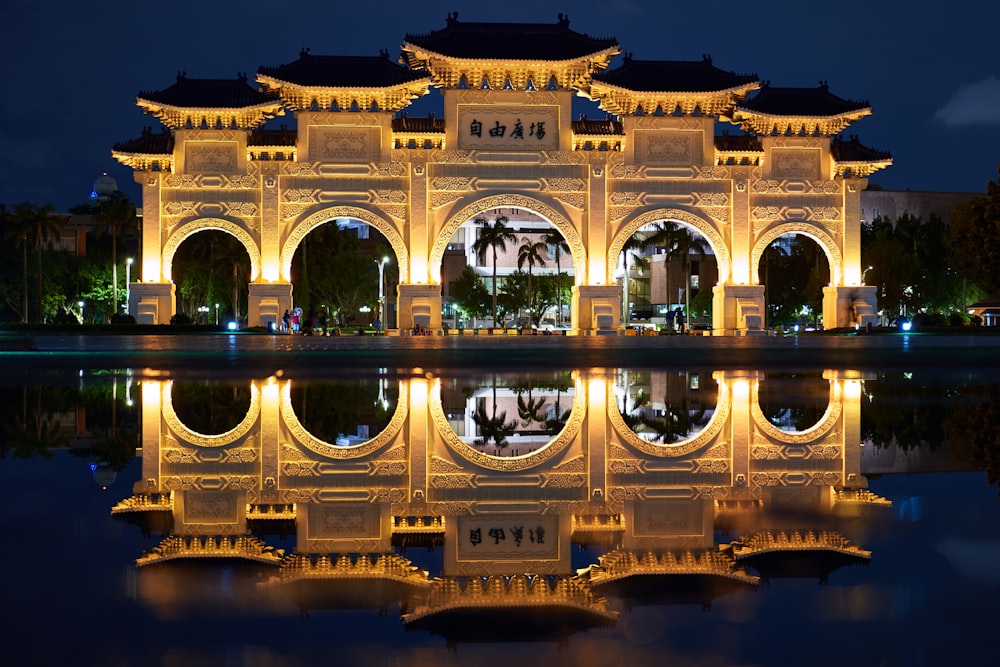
[429,194,586,286]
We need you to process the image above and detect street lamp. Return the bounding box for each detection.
[375,256,389,331]
[125,258,133,314]
[215,303,220,325]
[79,300,85,323]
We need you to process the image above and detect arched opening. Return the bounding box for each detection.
[288,217,399,333]
[615,221,718,333]
[287,379,399,447]
[757,233,833,331]
[614,369,719,446]
[440,372,576,458]
[440,206,575,330]
[171,229,252,326]
[169,381,253,435]
[757,374,832,433]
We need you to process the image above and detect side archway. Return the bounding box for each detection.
[161,381,260,448]
[429,193,586,285]
[281,205,409,283]
[609,208,731,286]
[752,223,843,287]
[162,218,262,283]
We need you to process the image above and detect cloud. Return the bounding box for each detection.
[934,75,1000,126]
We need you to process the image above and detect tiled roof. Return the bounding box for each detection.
[739,82,869,116]
[248,126,298,146]
[831,135,892,162]
[714,132,762,152]
[138,74,279,108]
[391,115,445,133]
[404,13,618,60]
[571,117,624,135]
[595,55,757,92]
[113,127,174,154]
[258,51,429,87]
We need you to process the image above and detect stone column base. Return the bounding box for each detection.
[128,282,175,325]
[248,283,293,330]
[823,285,878,330]
[574,284,621,332]
[713,284,765,335]
[398,284,442,331]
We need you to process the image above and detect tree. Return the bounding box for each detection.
[97,193,137,317]
[450,266,491,327]
[675,227,711,325]
[471,215,518,326]
[5,203,44,322]
[292,223,376,327]
[619,231,648,326]
[946,168,1000,298]
[542,229,570,324]
[517,236,548,321]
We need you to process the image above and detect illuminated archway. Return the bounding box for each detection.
[161,381,260,448]
[282,205,409,284]
[752,223,843,287]
[280,380,408,459]
[429,193,585,285]
[609,208,731,286]
[162,219,262,283]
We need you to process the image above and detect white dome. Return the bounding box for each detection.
[93,173,118,197]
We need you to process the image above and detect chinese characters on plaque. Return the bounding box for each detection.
[456,515,559,561]
[457,106,560,151]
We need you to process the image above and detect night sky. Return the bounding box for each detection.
[3,0,998,212]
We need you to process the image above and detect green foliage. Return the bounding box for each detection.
[946,384,1000,499]
[292,224,379,327]
[761,237,829,327]
[173,230,249,321]
[450,266,491,325]
[471,216,519,324]
[946,168,1000,298]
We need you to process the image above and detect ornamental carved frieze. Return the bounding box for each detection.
[694,192,729,207]
[221,202,259,218]
[430,192,465,209]
[701,207,730,225]
[373,190,407,204]
[430,475,475,489]
[429,149,475,164]
[314,128,371,160]
[552,193,586,210]
[280,203,312,220]
[163,175,200,189]
[185,130,240,142]
[691,458,729,474]
[643,133,695,163]
[609,191,644,206]
[542,177,586,191]
[375,161,408,177]
[808,206,842,221]
[694,165,730,180]
[541,474,586,488]
[372,461,408,476]
[551,455,585,473]
[162,475,257,492]
[283,188,319,203]
[609,459,643,475]
[540,151,587,166]
[430,176,476,191]
[186,144,239,172]
[634,116,704,130]
[163,201,199,218]
[771,149,821,180]
[162,447,257,465]
[378,205,408,222]
[282,461,320,477]
[282,161,317,176]
[608,206,638,225]
[752,206,782,221]
[692,486,730,500]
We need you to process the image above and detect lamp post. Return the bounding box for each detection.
[125,258,133,314]
[79,300,85,323]
[215,303,220,325]
[375,256,388,331]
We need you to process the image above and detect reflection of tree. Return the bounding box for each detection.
[637,399,709,444]
[289,382,394,443]
[472,375,517,449]
[760,375,829,432]
[172,382,252,434]
[860,374,948,450]
[945,385,1000,500]
[1,386,67,459]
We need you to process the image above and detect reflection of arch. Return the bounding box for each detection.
[162,218,262,282]
[608,377,731,458]
[751,381,841,444]
[751,223,843,287]
[281,381,408,459]
[429,194,585,285]
[162,381,260,448]
[281,205,409,283]
[430,378,586,471]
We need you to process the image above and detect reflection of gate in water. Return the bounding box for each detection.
[123,371,885,628]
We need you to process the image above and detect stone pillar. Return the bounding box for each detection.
[248,283,293,330]
[574,284,621,332]
[398,283,442,332]
[712,284,765,335]
[823,285,878,330]
[129,282,175,325]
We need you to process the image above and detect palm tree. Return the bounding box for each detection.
[642,221,683,319]
[31,204,60,321]
[4,203,35,322]
[471,215,518,327]
[97,193,137,317]
[517,236,547,324]
[619,232,648,327]
[542,229,570,325]
[675,228,711,329]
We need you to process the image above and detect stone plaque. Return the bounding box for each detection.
[457,105,559,150]
[455,514,559,561]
